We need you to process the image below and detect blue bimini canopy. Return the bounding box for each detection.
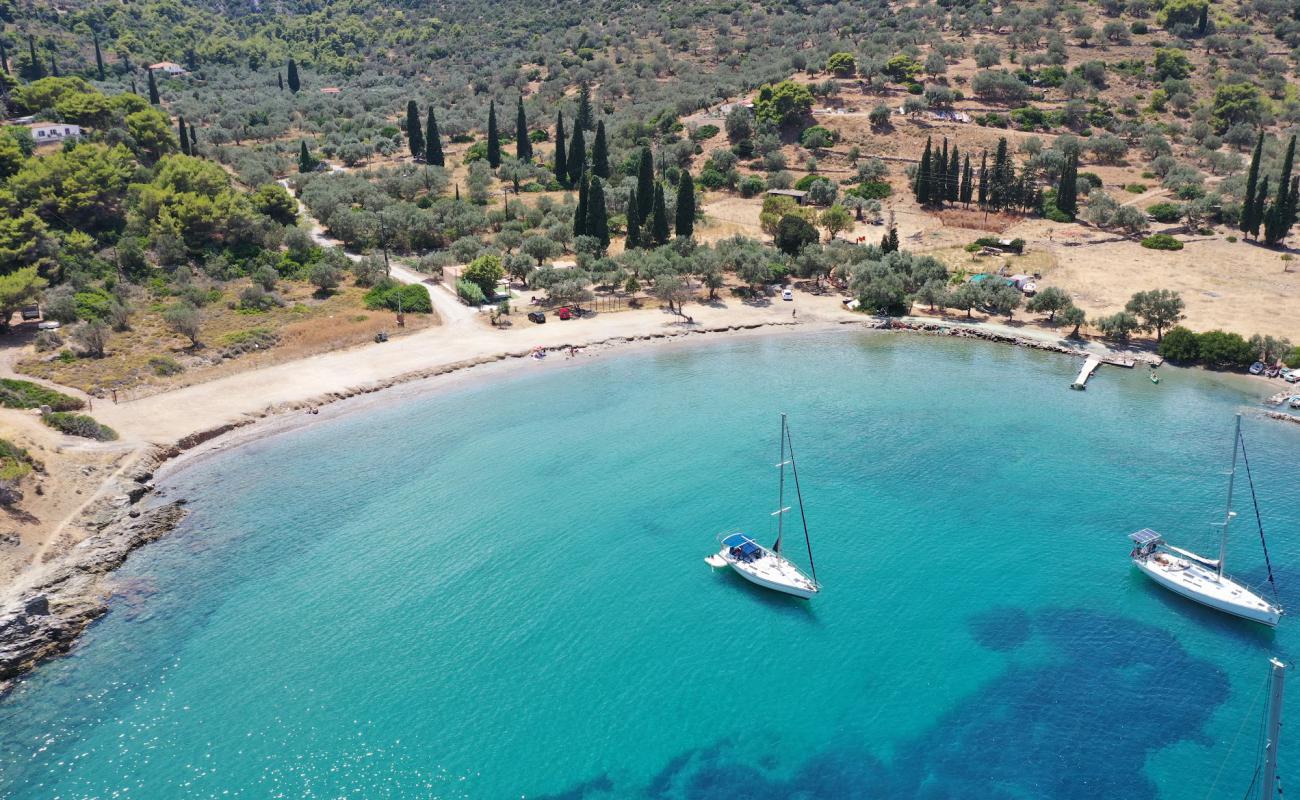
[722,533,762,556]
[1129,528,1163,545]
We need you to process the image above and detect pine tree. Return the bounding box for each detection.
[299,141,314,173]
[591,121,609,179]
[406,100,424,160]
[637,148,655,221]
[485,100,501,168]
[287,59,300,93]
[576,83,594,131]
[426,108,444,167]
[977,151,989,208]
[554,112,569,188]
[1264,135,1297,245]
[93,34,105,80]
[147,69,160,105]
[675,170,695,239]
[567,123,586,187]
[178,117,190,156]
[625,189,641,250]
[586,177,609,249]
[1249,176,1269,239]
[914,137,933,205]
[1242,132,1264,238]
[574,175,589,238]
[651,183,670,246]
[515,97,531,162]
[947,143,961,204]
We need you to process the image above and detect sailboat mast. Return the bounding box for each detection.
[1219,414,1242,578]
[785,420,816,584]
[1261,657,1286,800]
[774,414,787,553]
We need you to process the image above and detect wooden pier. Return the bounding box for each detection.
[1070,355,1102,390]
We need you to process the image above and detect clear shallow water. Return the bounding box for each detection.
[2,331,1298,800]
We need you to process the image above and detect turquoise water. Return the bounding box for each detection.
[2,331,1299,799]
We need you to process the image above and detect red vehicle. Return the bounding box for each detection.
[556,307,572,320]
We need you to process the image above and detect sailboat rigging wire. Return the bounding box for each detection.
[1236,430,1279,602]
[1205,671,1270,800]
[783,420,817,584]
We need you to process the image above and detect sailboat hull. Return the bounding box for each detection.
[1133,555,1281,627]
[727,561,818,598]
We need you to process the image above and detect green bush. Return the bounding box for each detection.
[794,173,819,191]
[738,175,766,198]
[0,379,84,411]
[848,180,892,200]
[1125,183,1148,193]
[1146,202,1183,223]
[148,355,185,376]
[455,278,487,305]
[1284,347,1300,369]
[1157,326,1200,362]
[364,283,433,312]
[690,124,720,142]
[74,288,114,321]
[1196,330,1255,368]
[973,236,1024,254]
[1043,203,1073,223]
[42,412,117,441]
[0,439,34,481]
[1141,233,1183,250]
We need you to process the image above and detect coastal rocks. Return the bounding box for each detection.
[0,500,189,696]
[1266,411,1300,426]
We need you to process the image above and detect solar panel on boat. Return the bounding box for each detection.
[1129,528,1163,544]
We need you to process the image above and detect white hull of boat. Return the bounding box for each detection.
[715,548,819,599]
[1134,555,1280,627]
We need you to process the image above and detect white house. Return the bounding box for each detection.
[29,123,82,143]
[149,61,186,76]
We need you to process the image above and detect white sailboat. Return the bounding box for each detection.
[1128,415,1283,627]
[705,414,820,599]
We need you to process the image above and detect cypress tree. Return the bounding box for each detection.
[515,97,531,162]
[406,100,424,160]
[49,54,59,78]
[914,137,933,205]
[637,148,655,221]
[591,121,609,179]
[1196,4,1208,35]
[189,123,198,152]
[1264,135,1297,245]
[1249,176,1269,239]
[947,143,961,203]
[586,177,609,249]
[960,154,973,206]
[574,175,589,238]
[486,100,501,168]
[426,108,444,167]
[24,35,43,81]
[178,117,190,156]
[278,71,284,91]
[567,123,586,187]
[554,112,569,188]
[881,220,899,253]
[93,34,105,80]
[147,69,160,105]
[935,139,949,205]
[990,138,1012,210]
[287,59,300,93]
[299,141,313,173]
[977,151,989,208]
[651,183,670,247]
[576,83,593,131]
[1242,132,1263,237]
[625,189,641,250]
[0,39,8,75]
[675,170,695,239]
[1057,152,1078,216]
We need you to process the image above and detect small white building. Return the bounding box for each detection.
[149,61,186,76]
[29,123,82,143]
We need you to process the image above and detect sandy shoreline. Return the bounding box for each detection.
[2,309,1295,696]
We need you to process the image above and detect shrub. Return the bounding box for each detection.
[1141,233,1183,250]
[1284,347,1300,369]
[42,412,117,441]
[0,438,34,482]
[1096,311,1141,341]
[738,175,766,198]
[0,379,84,411]
[34,330,63,352]
[1196,330,1255,368]
[690,124,719,142]
[364,283,432,313]
[148,355,185,376]
[1043,204,1073,223]
[1145,202,1183,223]
[973,236,1025,254]
[219,327,280,357]
[1125,183,1148,193]
[848,181,892,200]
[1157,326,1200,362]
[800,125,834,150]
[456,278,487,305]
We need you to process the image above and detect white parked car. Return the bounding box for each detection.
[1284,369,1300,383]
[36,320,60,331]
[782,288,793,301]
